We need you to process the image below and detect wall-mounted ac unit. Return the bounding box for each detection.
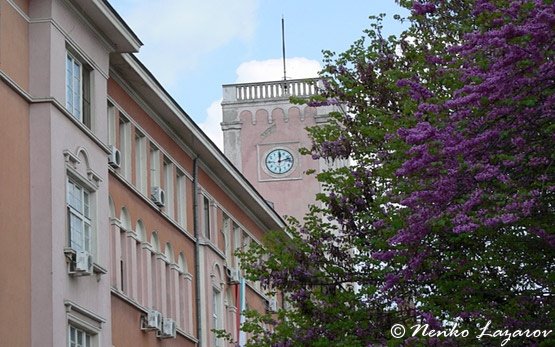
[108,145,121,168]
[266,298,278,313]
[70,250,92,276]
[151,186,165,207]
[225,266,240,284]
[141,309,162,331]
[157,318,177,339]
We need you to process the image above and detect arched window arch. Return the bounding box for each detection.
[164,242,173,263]
[213,263,223,287]
[135,220,145,242]
[108,196,115,219]
[119,207,130,231]
[178,252,187,274]
[150,232,160,252]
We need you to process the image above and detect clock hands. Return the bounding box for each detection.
[266,149,293,174]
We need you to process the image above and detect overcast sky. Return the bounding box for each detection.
[108,1,409,148]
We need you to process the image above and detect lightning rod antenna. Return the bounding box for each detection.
[281,16,287,87]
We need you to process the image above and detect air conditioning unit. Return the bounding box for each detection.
[266,298,278,313]
[225,266,240,284]
[108,145,121,168]
[141,309,162,331]
[72,250,93,275]
[151,186,165,207]
[157,318,177,339]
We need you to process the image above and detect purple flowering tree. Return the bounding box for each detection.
[237,1,554,346]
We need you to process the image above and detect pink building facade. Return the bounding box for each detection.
[0,0,284,346]
[221,80,343,223]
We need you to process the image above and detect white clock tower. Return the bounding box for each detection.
[221,79,339,222]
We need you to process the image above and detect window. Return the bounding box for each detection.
[68,325,92,347]
[67,179,92,253]
[107,102,116,146]
[203,196,211,240]
[163,158,174,219]
[176,170,187,228]
[66,52,91,127]
[150,145,160,188]
[223,216,232,265]
[118,116,131,179]
[233,224,241,268]
[213,288,222,347]
[135,131,147,194]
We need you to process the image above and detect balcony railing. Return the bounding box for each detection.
[222,78,319,102]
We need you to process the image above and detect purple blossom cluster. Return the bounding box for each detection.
[395,0,554,247]
[239,1,555,345]
[412,2,437,16]
[311,135,352,160]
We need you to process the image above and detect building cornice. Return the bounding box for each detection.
[110,53,286,232]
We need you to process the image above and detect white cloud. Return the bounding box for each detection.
[235,57,321,83]
[199,99,224,150]
[199,57,321,150]
[114,0,258,87]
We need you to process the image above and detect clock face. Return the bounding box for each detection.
[265,149,294,174]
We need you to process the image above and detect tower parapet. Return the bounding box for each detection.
[222,78,319,103]
[221,78,341,222]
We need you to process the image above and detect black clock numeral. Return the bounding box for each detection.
[265,149,294,175]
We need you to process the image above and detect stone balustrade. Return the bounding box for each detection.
[222,78,319,102]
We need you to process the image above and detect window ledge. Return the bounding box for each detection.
[110,288,198,343]
[93,263,108,275]
[64,247,107,276]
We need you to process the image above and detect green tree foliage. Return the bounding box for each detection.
[238,1,555,346]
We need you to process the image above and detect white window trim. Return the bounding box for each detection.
[150,145,161,188]
[66,51,83,121]
[118,116,131,180]
[203,195,211,240]
[68,325,92,347]
[135,132,147,194]
[63,150,101,258]
[107,102,116,146]
[67,179,92,253]
[212,287,222,347]
[176,170,187,228]
[65,300,104,347]
[164,159,175,219]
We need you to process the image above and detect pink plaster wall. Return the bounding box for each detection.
[239,104,320,222]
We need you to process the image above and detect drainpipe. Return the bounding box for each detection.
[193,157,202,346]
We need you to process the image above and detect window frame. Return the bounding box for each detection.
[107,102,116,146]
[203,196,211,240]
[176,169,187,228]
[163,158,174,219]
[212,287,222,347]
[67,178,93,254]
[118,115,131,180]
[68,324,92,347]
[150,144,161,188]
[65,51,91,127]
[135,130,147,194]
